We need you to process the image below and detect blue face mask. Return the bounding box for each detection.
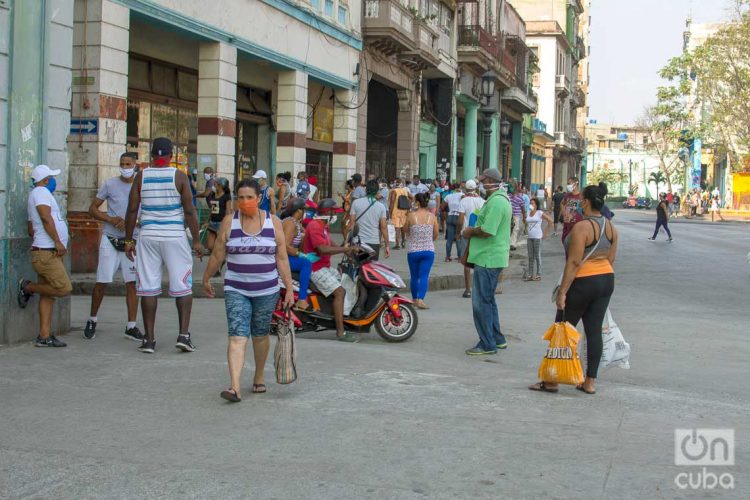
[46,177,57,193]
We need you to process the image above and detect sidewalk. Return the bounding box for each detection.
[71,232,531,297]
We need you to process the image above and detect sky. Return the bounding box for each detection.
[588,0,734,125]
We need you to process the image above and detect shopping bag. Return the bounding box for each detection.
[600,309,630,369]
[387,222,396,243]
[341,273,358,316]
[274,316,297,384]
[538,322,585,386]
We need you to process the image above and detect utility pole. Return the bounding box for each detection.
[628,159,633,195]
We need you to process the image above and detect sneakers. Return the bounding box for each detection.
[465,346,497,356]
[35,336,67,347]
[668,238,674,243]
[138,339,156,353]
[496,341,508,350]
[336,332,359,343]
[175,334,196,352]
[124,326,144,342]
[83,320,97,339]
[17,279,32,309]
[647,237,656,241]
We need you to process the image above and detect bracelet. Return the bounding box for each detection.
[123,239,135,246]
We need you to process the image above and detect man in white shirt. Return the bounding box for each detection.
[442,185,464,261]
[458,180,485,298]
[18,165,73,347]
[409,175,429,196]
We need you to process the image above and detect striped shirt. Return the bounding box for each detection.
[140,167,185,239]
[223,211,280,297]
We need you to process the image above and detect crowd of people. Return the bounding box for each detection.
[17,135,619,400]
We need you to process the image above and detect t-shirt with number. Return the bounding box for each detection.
[96,176,134,238]
[208,192,232,223]
[28,186,69,248]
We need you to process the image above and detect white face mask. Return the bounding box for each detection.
[566,184,575,193]
[119,168,135,179]
[204,173,213,181]
[314,215,338,226]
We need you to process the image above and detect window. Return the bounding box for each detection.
[324,0,333,17]
[311,0,321,10]
[338,5,347,25]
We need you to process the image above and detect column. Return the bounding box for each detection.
[511,121,522,181]
[463,101,478,181]
[333,88,358,196]
[488,113,499,171]
[356,88,368,175]
[197,42,237,185]
[68,0,130,272]
[396,89,419,180]
[276,70,308,178]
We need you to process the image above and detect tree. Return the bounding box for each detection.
[637,105,688,193]
[588,164,628,194]
[648,171,667,199]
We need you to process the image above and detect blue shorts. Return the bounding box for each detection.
[225,291,279,338]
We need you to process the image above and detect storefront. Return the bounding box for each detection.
[236,85,273,180]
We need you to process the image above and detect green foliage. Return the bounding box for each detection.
[649,171,667,197]
[588,165,628,188]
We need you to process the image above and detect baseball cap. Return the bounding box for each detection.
[465,179,478,190]
[253,169,268,180]
[31,164,61,183]
[151,137,173,157]
[479,168,503,183]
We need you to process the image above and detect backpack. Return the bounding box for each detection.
[296,180,310,199]
[397,192,411,210]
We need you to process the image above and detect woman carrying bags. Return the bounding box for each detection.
[529,182,618,395]
[282,198,316,311]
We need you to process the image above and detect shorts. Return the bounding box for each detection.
[96,236,137,283]
[225,291,279,338]
[310,267,343,297]
[391,210,407,228]
[31,250,72,295]
[135,237,193,297]
[207,220,221,233]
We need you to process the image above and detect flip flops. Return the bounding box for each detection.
[220,389,241,402]
[252,384,267,394]
[528,382,559,393]
[576,385,596,395]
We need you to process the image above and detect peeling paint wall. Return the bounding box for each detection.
[1,0,74,346]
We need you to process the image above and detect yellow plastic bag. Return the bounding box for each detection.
[538,322,585,386]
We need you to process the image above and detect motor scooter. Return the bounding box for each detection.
[272,226,418,342]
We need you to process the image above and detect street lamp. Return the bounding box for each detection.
[500,119,511,178]
[480,70,498,172]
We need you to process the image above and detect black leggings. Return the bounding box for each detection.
[652,219,672,239]
[555,273,614,378]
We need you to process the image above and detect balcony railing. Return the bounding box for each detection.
[555,131,568,146]
[555,74,570,96]
[576,35,586,58]
[457,25,501,61]
[436,29,451,55]
[532,118,547,134]
[363,0,415,53]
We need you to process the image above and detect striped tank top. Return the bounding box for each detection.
[284,217,304,248]
[140,167,184,239]
[223,211,280,297]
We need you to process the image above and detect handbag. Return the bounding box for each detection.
[274,315,297,384]
[551,219,607,303]
[107,236,132,252]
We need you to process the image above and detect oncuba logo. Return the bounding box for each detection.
[545,347,573,360]
[674,429,734,490]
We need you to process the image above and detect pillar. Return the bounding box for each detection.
[68,0,130,272]
[489,113,499,171]
[333,88,358,197]
[463,101,478,181]
[397,88,419,179]
[511,121,522,181]
[356,86,368,175]
[276,70,308,178]
[197,42,237,185]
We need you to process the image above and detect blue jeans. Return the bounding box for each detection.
[445,215,465,259]
[288,255,312,300]
[225,291,279,338]
[471,266,506,351]
[407,251,435,300]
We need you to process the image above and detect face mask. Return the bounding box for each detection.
[119,168,135,179]
[45,177,57,193]
[238,198,259,217]
[204,173,212,181]
[314,215,337,226]
[566,184,575,193]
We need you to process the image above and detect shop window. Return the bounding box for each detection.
[324,0,334,17]
[338,5,348,25]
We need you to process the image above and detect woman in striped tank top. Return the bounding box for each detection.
[203,179,294,403]
[282,198,314,310]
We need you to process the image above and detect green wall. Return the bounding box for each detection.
[419,120,438,180]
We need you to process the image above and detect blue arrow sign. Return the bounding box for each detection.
[70,118,98,135]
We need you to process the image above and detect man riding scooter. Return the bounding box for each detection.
[302,198,361,343]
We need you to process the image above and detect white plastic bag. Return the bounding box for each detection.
[387,222,396,243]
[600,308,630,369]
[341,273,358,316]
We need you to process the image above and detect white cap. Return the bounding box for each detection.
[31,164,61,183]
[465,179,478,190]
[252,169,267,180]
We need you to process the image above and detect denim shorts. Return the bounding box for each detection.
[225,291,279,338]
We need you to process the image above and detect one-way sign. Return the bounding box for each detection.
[70,118,98,135]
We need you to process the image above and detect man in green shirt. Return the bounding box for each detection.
[462,168,511,355]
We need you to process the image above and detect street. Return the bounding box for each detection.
[1,210,748,499]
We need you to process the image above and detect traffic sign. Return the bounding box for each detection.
[70,118,98,135]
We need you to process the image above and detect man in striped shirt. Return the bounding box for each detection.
[124,137,206,354]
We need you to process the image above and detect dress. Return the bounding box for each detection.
[390,187,410,228]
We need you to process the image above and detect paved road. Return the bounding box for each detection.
[1,211,748,499]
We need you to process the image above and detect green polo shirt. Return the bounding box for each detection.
[467,190,512,269]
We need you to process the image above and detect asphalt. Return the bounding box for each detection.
[1,210,748,499]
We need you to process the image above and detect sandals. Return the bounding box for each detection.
[252,384,267,394]
[576,384,596,395]
[220,389,241,402]
[529,382,558,393]
[533,276,542,281]
[462,290,471,298]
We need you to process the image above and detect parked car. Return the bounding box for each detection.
[622,196,652,209]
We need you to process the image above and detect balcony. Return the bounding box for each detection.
[571,86,586,108]
[576,35,586,59]
[555,131,569,147]
[363,0,416,57]
[457,25,501,73]
[570,131,585,152]
[402,20,440,70]
[555,74,570,97]
[502,85,537,114]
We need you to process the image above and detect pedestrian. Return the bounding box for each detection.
[252,170,276,215]
[17,164,73,347]
[560,177,583,242]
[672,192,681,219]
[275,171,292,212]
[509,182,526,250]
[529,182,618,395]
[388,179,412,250]
[348,179,389,259]
[524,198,554,281]
[202,178,295,403]
[648,193,673,242]
[83,152,142,341]
[205,177,231,253]
[409,175,429,196]
[404,193,438,309]
[194,167,215,201]
[462,168,511,356]
[552,186,565,234]
[536,185,546,211]
[339,179,354,241]
[443,184,464,261]
[308,175,321,205]
[351,173,366,199]
[377,177,390,216]
[710,195,725,222]
[458,180,485,298]
[123,137,206,354]
[666,190,674,217]
[427,183,441,217]
[295,171,311,200]
[282,198,314,310]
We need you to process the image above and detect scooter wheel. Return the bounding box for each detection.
[375,303,418,342]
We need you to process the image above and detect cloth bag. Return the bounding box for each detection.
[600,308,631,369]
[274,316,297,384]
[538,322,585,386]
